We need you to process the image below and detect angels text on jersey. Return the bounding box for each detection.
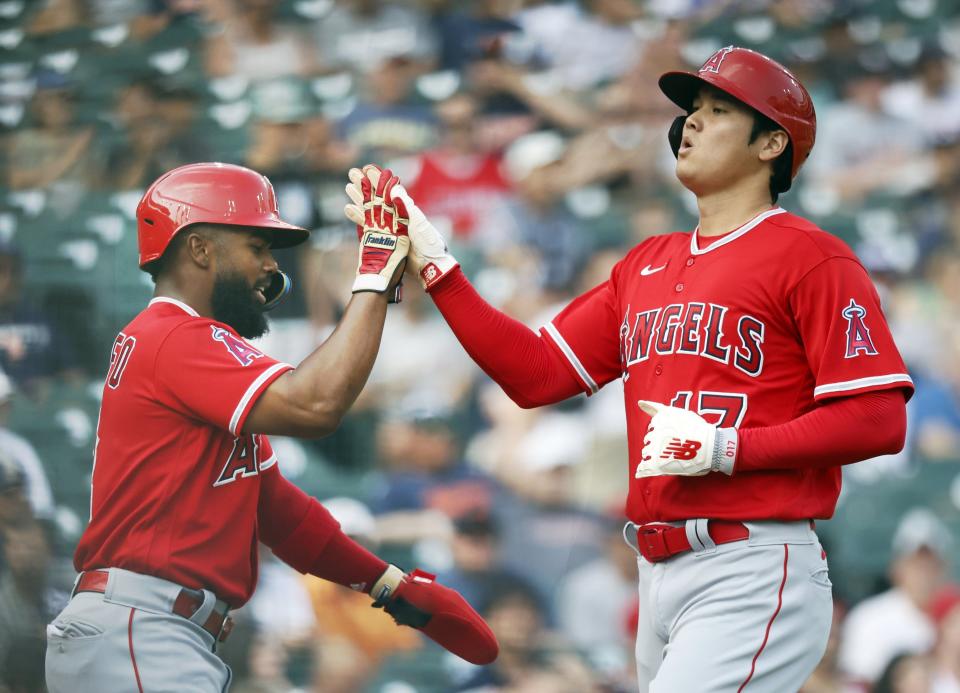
[619,302,764,378]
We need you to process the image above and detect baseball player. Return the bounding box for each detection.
[346,47,913,692]
[45,162,497,692]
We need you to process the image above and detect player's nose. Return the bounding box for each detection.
[262,252,279,274]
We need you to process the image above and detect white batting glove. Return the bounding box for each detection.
[346,165,459,291]
[344,166,410,301]
[635,400,738,478]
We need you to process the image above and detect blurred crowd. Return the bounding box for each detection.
[1,0,960,691]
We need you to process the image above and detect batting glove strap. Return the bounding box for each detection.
[419,255,459,291]
[712,428,739,476]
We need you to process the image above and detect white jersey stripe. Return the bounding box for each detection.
[229,363,293,435]
[690,207,787,255]
[543,322,599,394]
[813,373,913,398]
[259,452,278,472]
[148,296,200,317]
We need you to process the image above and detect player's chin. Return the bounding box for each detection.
[675,166,698,191]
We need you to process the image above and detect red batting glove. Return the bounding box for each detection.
[370,566,499,665]
[347,167,410,302]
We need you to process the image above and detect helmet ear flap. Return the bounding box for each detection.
[668,115,686,158]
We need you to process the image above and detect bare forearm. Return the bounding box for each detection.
[290,292,388,422]
[246,292,389,436]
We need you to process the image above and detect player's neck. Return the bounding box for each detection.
[696,184,776,237]
[153,281,211,319]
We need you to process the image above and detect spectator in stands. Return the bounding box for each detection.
[806,65,932,204]
[435,510,529,611]
[513,0,642,91]
[491,409,607,612]
[891,250,960,462]
[337,56,438,161]
[226,627,298,693]
[246,80,349,182]
[555,517,637,687]
[0,520,69,680]
[430,0,520,74]
[0,371,53,519]
[457,578,598,692]
[481,132,589,290]
[103,80,210,190]
[882,43,960,147]
[6,71,95,191]
[0,241,80,393]
[0,457,30,541]
[873,652,936,693]
[206,0,320,82]
[930,587,960,693]
[246,545,316,665]
[24,0,84,35]
[313,0,437,74]
[404,92,514,245]
[371,402,495,544]
[302,497,420,693]
[361,288,475,412]
[839,508,954,686]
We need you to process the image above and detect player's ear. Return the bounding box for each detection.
[758,130,789,164]
[184,227,216,270]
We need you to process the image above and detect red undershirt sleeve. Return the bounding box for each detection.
[429,268,582,408]
[258,469,387,591]
[735,389,907,473]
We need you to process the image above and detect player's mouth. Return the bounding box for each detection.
[679,136,694,154]
[253,280,269,305]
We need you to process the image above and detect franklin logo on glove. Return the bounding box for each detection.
[365,234,398,249]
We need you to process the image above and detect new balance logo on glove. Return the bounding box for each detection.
[635,400,738,477]
[662,439,702,461]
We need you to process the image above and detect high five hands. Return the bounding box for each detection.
[345,165,459,293]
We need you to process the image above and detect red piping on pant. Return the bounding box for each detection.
[737,544,789,692]
[128,608,144,693]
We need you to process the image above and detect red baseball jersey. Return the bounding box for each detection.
[75,297,294,605]
[542,208,913,523]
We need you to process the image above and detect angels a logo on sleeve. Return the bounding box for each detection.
[210,326,264,366]
[842,299,879,358]
[700,46,735,74]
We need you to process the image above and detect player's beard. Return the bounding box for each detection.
[211,271,269,339]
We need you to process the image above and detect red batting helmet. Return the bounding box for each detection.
[659,46,816,179]
[136,162,309,270]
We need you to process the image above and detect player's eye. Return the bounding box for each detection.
[712,106,726,114]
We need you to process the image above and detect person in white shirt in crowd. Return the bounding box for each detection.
[882,43,960,147]
[839,507,954,686]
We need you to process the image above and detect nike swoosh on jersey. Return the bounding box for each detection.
[640,263,667,276]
